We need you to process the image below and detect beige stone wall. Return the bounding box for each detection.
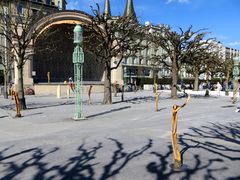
[34,83,104,96]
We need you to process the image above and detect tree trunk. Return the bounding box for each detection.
[225,70,230,96]
[3,71,8,99]
[205,72,210,97]
[171,60,178,99]
[17,65,27,110]
[103,61,112,104]
[193,71,199,91]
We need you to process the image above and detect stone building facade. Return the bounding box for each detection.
[0,0,67,85]
[1,0,239,90]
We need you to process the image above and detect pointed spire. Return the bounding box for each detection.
[104,0,111,17]
[123,0,136,19]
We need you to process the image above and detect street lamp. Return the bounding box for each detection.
[232,56,240,104]
[73,24,85,120]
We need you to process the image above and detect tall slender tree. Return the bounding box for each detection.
[147,25,212,98]
[86,4,145,104]
[0,1,51,109]
[186,41,222,91]
[221,57,234,95]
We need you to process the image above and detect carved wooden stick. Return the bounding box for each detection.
[171,95,190,169]
[13,91,21,117]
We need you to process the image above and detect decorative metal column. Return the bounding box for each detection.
[73,24,85,120]
[232,56,240,104]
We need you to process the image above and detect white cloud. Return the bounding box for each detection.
[217,35,228,40]
[228,41,240,46]
[178,0,190,3]
[66,0,104,10]
[166,0,190,4]
[67,0,80,10]
[166,0,174,4]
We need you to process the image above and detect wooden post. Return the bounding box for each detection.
[57,85,61,99]
[10,88,14,100]
[47,72,51,84]
[155,92,161,112]
[171,95,190,169]
[88,85,93,105]
[67,86,70,99]
[13,91,21,117]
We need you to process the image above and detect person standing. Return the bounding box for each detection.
[68,77,74,92]
[216,82,222,96]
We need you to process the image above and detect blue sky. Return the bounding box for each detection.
[67,0,240,49]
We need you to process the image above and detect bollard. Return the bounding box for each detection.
[155,91,161,112]
[88,85,93,105]
[67,86,70,99]
[121,85,124,102]
[57,85,61,99]
[171,95,190,169]
[13,91,21,117]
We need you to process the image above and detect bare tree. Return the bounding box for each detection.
[186,41,222,91]
[147,25,211,98]
[0,1,50,109]
[85,4,145,104]
[218,56,233,95]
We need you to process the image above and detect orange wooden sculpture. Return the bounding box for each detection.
[13,91,21,117]
[171,95,190,169]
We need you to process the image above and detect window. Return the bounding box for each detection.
[141,59,146,65]
[144,69,150,77]
[17,4,23,15]
[46,0,51,5]
[134,57,139,64]
[127,57,133,65]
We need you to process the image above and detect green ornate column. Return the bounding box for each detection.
[73,24,85,120]
[232,56,240,104]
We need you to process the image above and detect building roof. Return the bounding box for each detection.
[123,0,136,20]
[104,0,111,16]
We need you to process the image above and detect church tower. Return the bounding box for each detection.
[104,0,111,17]
[123,0,136,20]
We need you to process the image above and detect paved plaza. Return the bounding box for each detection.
[0,90,240,180]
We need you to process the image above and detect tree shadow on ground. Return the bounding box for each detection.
[86,106,131,118]
[0,100,75,111]
[147,122,240,179]
[125,96,156,104]
[0,115,9,118]
[0,139,152,179]
[178,94,218,99]
[27,101,75,110]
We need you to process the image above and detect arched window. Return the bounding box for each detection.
[127,57,133,65]
[134,57,139,64]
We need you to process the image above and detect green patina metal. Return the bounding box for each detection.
[73,24,85,120]
[232,56,240,104]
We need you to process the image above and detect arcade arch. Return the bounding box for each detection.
[24,11,104,85]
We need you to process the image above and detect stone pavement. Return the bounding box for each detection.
[0,90,239,180]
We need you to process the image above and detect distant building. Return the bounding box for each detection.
[0,0,239,89]
[0,0,67,85]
